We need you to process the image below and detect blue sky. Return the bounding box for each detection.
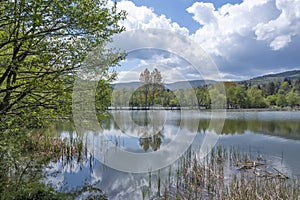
[127,0,243,33]
[112,0,300,82]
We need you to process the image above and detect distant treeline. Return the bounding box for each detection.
[110,75,300,109]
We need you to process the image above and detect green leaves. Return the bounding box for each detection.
[286,90,300,108]
[0,0,126,130]
[247,87,267,108]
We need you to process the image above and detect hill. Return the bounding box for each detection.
[111,70,300,89]
[111,81,140,89]
[112,80,215,90]
[245,70,300,85]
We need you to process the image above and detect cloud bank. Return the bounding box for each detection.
[114,0,300,81]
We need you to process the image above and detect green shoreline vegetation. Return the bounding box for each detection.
[111,68,300,110]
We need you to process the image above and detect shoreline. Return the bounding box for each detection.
[107,106,300,112]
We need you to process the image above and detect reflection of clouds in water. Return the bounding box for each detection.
[102,124,177,140]
[49,156,151,199]
[219,131,300,176]
[44,157,91,191]
[44,161,65,190]
[91,167,148,200]
[110,110,168,138]
[45,154,177,199]
[44,111,300,198]
[99,111,202,154]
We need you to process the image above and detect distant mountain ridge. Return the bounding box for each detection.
[111,80,216,90]
[111,70,300,89]
[245,70,300,85]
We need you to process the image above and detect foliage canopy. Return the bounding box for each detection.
[0,0,126,131]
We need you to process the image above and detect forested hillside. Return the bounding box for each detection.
[244,70,300,85]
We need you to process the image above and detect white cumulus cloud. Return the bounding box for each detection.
[254,0,300,50]
[187,0,300,53]
[116,0,189,36]
[111,0,300,80]
[187,0,282,57]
[186,0,300,78]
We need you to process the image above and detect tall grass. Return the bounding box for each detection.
[149,146,300,200]
[42,131,299,200]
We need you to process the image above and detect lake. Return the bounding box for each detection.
[45,111,300,199]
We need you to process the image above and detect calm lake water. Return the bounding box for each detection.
[45,111,300,199]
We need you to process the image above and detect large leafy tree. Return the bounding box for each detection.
[0,0,126,130]
[234,85,248,108]
[195,86,210,108]
[286,90,300,108]
[247,87,267,108]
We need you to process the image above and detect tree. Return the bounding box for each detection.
[175,90,187,107]
[276,94,287,107]
[0,0,126,130]
[247,87,267,108]
[266,95,277,106]
[235,85,248,108]
[195,86,210,108]
[292,79,300,94]
[226,86,237,108]
[150,68,163,105]
[209,84,226,109]
[184,89,198,108]
[266,82,276,96]
[279,81,290,93]
[286,90,300,108]
[138,68,164,108]
[139,68,151,108]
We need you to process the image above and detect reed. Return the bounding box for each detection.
[150,145,300,200]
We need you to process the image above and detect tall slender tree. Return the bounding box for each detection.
[150,68,163,105]
[139,68,151,108]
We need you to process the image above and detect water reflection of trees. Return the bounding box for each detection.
[101,111,165,152]
[45,115,300,154]
[222,120,300,136]
[139,131,163,152]
[100,112,300,152]
[196,119,300,139]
